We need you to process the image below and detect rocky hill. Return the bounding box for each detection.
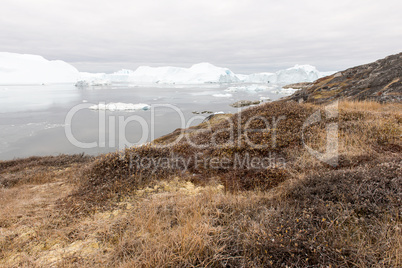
[285,52,402,103]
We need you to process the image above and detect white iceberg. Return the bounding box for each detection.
[259,96,271,102]
[239,65,333,85]
[78,63,239,85]
[77,69,136,86]
[77,62,334,87]
[238,72,277,83]
[225,84,272,93]
[75,79,111,87]
[224,83,299,96]
[0,52,79,84]
[89,102,150,111]
[275,65,320,84]
[108,69,135,83]
[212,93,233,98]
[76,72,112,87]
[274,88,300,95]
[128,62,240,84]
[0,52,335,87]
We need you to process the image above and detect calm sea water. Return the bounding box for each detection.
[0,83,284,160]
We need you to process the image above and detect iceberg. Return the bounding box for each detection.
[77,63,239,85]
[238,72,277,83]
[76,69,135,87]
[108,69,135,83]
[0,52,79,84]
[76,72,112,87]
[89,102,150,111]
[212,93,233,98]
[276,65,320,84]
[0,51,335,87]
[260,96,271,102]
[77,62,333,86]
[274,88,300,95]
[128,62,240,84]
[75,79,111,87]
[239,65,333,85]
[224,84,299,96]
[225,84,272,93]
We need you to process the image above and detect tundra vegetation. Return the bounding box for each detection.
[0,100,401,267]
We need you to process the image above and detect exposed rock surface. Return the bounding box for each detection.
[230,100,261,108]
[286,52,402,103]
[282,82,313,90]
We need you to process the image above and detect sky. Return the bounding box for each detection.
[0,0,401,74]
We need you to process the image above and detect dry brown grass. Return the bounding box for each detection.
[339,100,384,111]
[0,101,401,267]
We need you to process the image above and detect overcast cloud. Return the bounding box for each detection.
[0,0,401,73]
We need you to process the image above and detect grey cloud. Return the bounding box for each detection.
[0,0,401,73]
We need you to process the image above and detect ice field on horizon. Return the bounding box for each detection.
[0,52,335,86]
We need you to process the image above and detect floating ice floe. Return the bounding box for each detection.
[75,63,239,85]
[212,93,233,98]
[75,79,111,87]
[274,88,300,95]
[238,65,333,84]
[225,84,272,93]
[259,96,271,102]
[89,103,151,111]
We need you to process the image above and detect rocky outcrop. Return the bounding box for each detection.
[282,82,313,91]
[286,52,402,103]
[230,100,262,108]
